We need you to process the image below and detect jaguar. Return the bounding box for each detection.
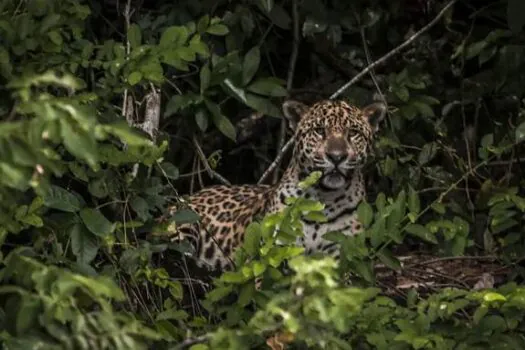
[165,99,386,270]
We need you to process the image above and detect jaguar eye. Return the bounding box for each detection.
[314,127,325,137]
[347,130,358,140]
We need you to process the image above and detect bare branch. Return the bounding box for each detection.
[258,0,458,184]
[258,138,294,184]
[122,0,132,120]
[330,0,457,99]
[271,0,301,184]
[172,335,209,350]
[192,136,231,186]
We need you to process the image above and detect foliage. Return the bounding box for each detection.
[1,0,525,349]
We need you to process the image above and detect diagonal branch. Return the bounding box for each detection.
[258,0,458,184]
[193,136,231,186]
[272,0,301,184]
[330,0,457,99]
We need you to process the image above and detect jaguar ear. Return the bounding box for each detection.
[282,100,309,131]
[362,102,387,132]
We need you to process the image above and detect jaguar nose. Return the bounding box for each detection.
[327,150,347,164]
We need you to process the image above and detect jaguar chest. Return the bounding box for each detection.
[273,170,366,256]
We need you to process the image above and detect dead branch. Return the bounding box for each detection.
[258,138,294,184]
[192,136,231,186]
[140,85,161,141]
[272,0,301,184]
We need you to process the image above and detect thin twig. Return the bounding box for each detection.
[122,0,132,121]
[330,0,457,99]
[403,255,498,269]
[192,136,231,186]
[272,0,300,184]
[258,138,294,184]
[359,27,387,106]
[258,0,457,184]
[172,335,209,350]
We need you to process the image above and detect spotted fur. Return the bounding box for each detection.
[166,99,386,270]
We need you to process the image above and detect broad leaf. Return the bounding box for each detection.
[43,185,85,212]
[204,99,237,142]
[80,208,114,237]
[70,223,99,264]
[242,46,260,85]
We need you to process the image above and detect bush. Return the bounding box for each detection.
[1,0,525,349]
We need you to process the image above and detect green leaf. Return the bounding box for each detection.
[245,93,282,118]
[189,344,209,350]
[220,271,247,284]
[242,46,261,85]
[206,24,229,36]
[247,77,288,97]
[418,142,438,165]
[48,31,63,45]
[127,71,142,85]
[408,186,420,215]
[19,213,43,227]
[204,99,236,142]
[195,109,209,131]
[253,261,266,276]
[353,260,375,283]
[507,0,525,33]
[377,249,401,271]
[0,163,31,191]
[68,162,89,182]
[156,309,189,321]
[15,295,40,335]
[43,185,85,212]
[200,62,211,93]
[60,119,98,168]
[243,223,261,256]
[197,15,210,33]
[128,23,142,49]
[80,208,114,237]
[405,224,437,244]
[104,121,151,146]
[222,78,247,104]
[70,223,99,264]
[205,285,233,302]
[357,201,374,228]
[171,208,200,225]
[266,4,291,29]
[298,171,322,189]
[411,101,434,117]
[130,196,150,221]
[0,46,12,78]
[430,202,446,214]
[158,161,179,180]
[164,93,203,117]
[483,292,507,303]
[189,34,209,57]
[238,283,255,307]
[160,26,189,47]
[394,85,410,102]
[473,305,488,324]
